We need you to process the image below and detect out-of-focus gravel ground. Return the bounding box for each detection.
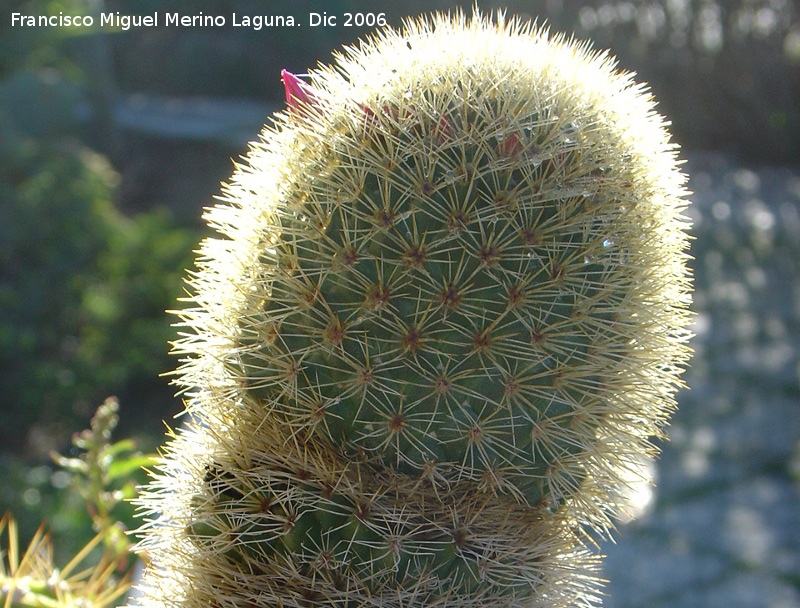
[602,152,800,608]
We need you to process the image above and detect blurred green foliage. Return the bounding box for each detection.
[1,0,197,456]
[0,133,195,454]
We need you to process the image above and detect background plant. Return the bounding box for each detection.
[1,398,155,608]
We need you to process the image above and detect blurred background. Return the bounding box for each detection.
[1,0,798,606]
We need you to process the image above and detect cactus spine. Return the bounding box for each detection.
[131,10,693,608]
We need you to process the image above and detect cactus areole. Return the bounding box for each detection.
[132,10,693,608]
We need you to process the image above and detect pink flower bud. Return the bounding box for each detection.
[281,69,316,111]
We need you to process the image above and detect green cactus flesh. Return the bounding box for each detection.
[132,11,692,608]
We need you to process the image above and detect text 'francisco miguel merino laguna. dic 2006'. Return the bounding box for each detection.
[10,12,315,30]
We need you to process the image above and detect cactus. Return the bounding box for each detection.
[131,10,693,608]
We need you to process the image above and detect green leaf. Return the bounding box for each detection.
[102,438,137,459]
[106,454,157,483]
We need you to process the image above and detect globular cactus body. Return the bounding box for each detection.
[132,11,692,608]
